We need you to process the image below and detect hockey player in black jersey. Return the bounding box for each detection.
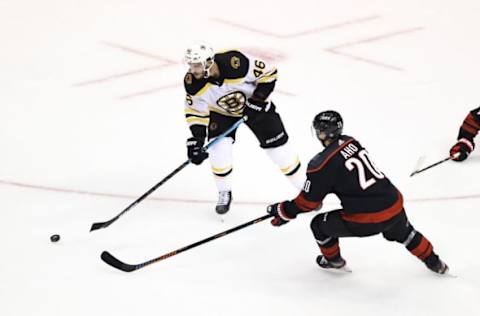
[267,110,449,274]
[450,106,480,161]
[183,43,305,214]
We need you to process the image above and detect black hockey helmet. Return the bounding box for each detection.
[312,110,343,146]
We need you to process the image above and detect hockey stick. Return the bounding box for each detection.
[101,213,272,272]
[90,117,247,232]
[409,153,458,177]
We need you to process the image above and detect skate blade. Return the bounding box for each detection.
[320,265,352,274]
[216,213,225,223]
[443,273,458,278]
[440,268,457,278]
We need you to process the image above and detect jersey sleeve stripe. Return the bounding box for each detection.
[293,192,322,211]
[461,123,479,136]
[465,113,480,129]
[256,69,278,84]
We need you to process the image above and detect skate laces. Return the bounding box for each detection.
[217,191,231,206]
[319,256,329,265]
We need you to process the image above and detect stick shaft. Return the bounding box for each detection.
[101,213,273,272]
[410,156,452,177]
[141,214,272,268]
[90,117,246,231]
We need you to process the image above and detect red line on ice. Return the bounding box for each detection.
[325,27,424,71]
[211,15,381,39]
[101,41,177,63]
[325,49,405,71]
[72,64,177,87]
[1,179,479,206]
[328,27,425,50]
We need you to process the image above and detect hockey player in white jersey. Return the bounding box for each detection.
[183,43,305,214]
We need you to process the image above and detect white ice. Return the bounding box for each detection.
[1,1,479,315]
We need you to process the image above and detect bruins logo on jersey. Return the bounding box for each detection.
[217,91,246,115]
[230,56,241,69]
[185,73,193,85]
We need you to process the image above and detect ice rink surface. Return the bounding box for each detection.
[1,0,479,315]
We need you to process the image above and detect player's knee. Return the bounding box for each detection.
[310,214,324,235]
[208,137,234,156]
[261,132,288,148]
[382,231,397,242]
[383,222,414,243]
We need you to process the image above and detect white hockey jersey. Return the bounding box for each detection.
[183,50,277,130]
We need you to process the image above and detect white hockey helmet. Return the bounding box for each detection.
[184,43,215,77]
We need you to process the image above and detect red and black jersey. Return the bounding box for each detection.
[458,106,480,143]
[283,135,403,224]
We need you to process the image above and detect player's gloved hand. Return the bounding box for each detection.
[450,138,474,162]
[187,137,209,165]
[243,97,270,122]
[267,202,295,227]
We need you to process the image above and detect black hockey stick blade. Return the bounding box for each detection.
[90,219,114,232]
[101,251,137,272]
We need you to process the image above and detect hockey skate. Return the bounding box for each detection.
[426,258,450,275]
[215,191,232,215]
[316,255,351,273]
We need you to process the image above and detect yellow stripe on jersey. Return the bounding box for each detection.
[257,68,278,84]
[223,78,245,84]
[212,165,233,173]
[185,107,209,117]
[186,117,209,126]
[280,157,301,174]
[195,83,211,96]
[208,106,243,118]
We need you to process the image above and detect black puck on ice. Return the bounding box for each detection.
[50,234,60,242]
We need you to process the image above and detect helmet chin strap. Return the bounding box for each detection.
[203,60,214,78]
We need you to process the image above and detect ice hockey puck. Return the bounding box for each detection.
[50,234,60,242]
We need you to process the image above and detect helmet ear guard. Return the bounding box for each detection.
[312,110,343,146]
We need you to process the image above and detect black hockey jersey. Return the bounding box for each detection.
[458,106,480,143]
[283,135,403,224]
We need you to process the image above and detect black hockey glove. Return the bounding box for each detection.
[267,202,295,227]
[186,137,209,165]
[243,98,270,122]
[450,138,474,162]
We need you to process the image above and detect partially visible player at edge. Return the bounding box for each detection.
[183,43,305,214]
[450,106,480,161]
[267,110,449,274]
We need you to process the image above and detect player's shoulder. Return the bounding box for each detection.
[307,135,357,173]
[214,50,249,79]
[184,72,209,96]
